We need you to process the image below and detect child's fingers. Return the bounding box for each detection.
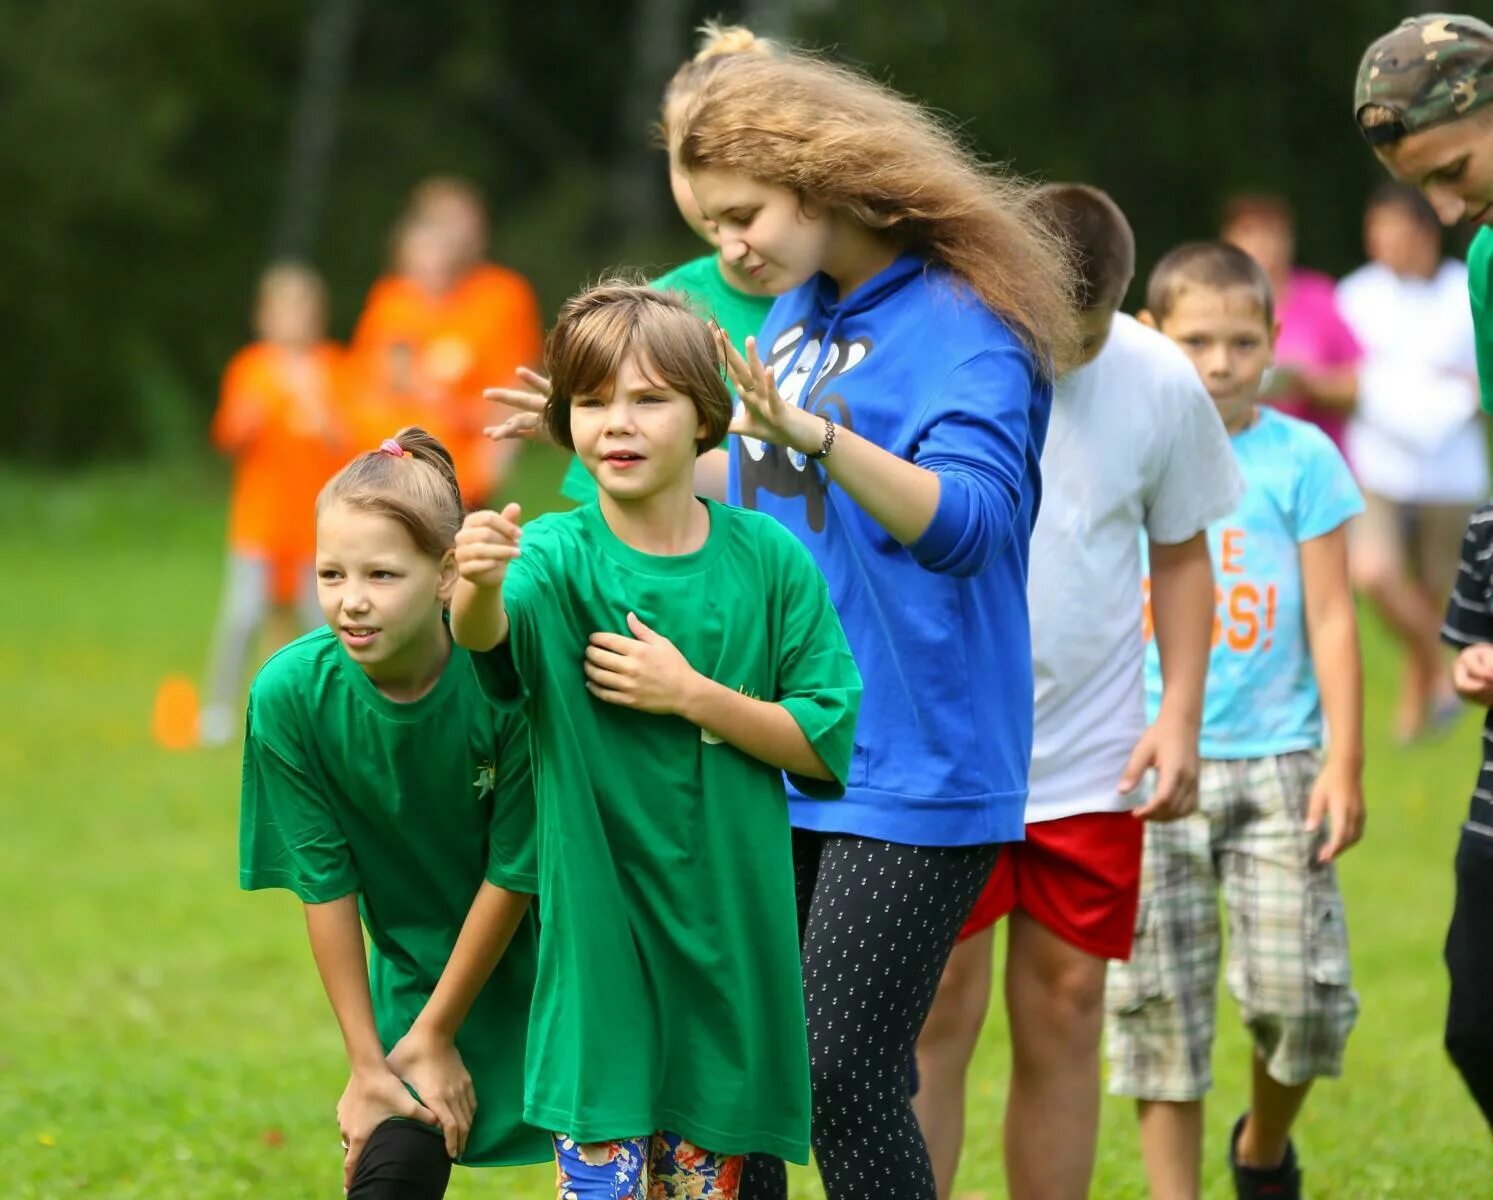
[584,644,632,673]
[426,1097,460,1160]
[458,510,523,544]
[515,366,553,395]
[1116,738,1153,796]
[588,631,638,654]
[484,387,546,413]
[342,1132,367,1192]
[584,680,632,706]
[483,414,543,442]
[583,662,631,693]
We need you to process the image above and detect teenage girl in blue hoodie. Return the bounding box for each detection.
[678,34,1080,1200]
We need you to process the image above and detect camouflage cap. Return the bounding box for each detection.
[1355,13,1493,145]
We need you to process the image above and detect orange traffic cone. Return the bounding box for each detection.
[151,674,200,750]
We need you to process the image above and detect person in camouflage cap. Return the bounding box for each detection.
[1356,11,1493,1139]
[1354,13,1493,226]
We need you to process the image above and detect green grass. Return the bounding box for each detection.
[2,449,1488,1198]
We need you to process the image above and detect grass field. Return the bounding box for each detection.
[3,447,1489,1198]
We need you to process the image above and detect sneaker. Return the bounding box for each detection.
[1229,1114,1301,1199]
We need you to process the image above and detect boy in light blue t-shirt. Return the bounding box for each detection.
[1107,243,1365,1200]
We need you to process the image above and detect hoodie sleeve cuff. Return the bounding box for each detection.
[908,473,987,576]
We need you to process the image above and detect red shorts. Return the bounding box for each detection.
[957,810,1144,960]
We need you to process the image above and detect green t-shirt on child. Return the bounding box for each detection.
[559,253,776,503]
[239,628,550,1167]
[471,500,861,1161]
[1471,227,1493,415]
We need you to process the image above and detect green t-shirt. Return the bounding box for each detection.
[559,254,776,503]
[472,500,861,1160]
[1471,228,1493,415]
[239,628,550,1167]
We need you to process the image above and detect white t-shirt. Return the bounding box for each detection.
[1337,260,1486,504]
[1027,314,1243,824]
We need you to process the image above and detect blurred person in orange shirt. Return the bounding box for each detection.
[201,263,347,746]
[349,178,543,507]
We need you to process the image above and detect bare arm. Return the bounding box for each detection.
[679,675,833,780]
[1298,366,1358,413]
[585,612,833,780]
[304,896,438,1188]
[1300,525,1365,861]
[386,884,534,1159]
[451,506,524,651]
[1121,532,1213,819]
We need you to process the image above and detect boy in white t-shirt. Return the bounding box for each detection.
[913,185,1242,1200]
[1338,182,1486,743]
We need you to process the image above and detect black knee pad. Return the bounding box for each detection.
[346,1120,452,1200]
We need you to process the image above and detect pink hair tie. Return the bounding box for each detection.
[377,438,405,458]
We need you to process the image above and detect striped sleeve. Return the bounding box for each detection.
[1443,504,1493,647]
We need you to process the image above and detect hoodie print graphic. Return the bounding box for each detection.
[737,323,871,532]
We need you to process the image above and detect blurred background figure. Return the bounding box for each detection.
[200,262,346,746]
[348,177,543,508]
[1336,184,1486,744]
[1221,194,1361,456]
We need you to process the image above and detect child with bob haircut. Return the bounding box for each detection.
[1109,243,1365,1200]
[239,426,550,1196]
[485,23,783,506]
[674,28,1077,1200]
[451,282,861,1199]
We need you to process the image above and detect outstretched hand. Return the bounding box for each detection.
[716,329,823,453]
[483,368,552,443]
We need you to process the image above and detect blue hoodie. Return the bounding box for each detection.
[728,253,1051,847]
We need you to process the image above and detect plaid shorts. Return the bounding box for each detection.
[1104,750,1359,1101]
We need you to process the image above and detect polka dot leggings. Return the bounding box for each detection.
[741,830,1001,1200]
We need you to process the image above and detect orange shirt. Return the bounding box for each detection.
[212,341,348,559]
[347,262,543,503]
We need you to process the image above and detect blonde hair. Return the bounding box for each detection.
[675,35,1080,373]
[655,22,776,146]
[543,279,733,454]
[317,427,464,559]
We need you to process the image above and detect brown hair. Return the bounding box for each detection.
[1145,241,1276,328]
[1035,184,1135,310]
[674,35,1080,374]
[1220,192,1295,236]
[655,22,776,148]
[542,279,733,454]
[317,427,464,559]
[1367,180,1443,235]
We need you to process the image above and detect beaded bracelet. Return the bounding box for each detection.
[807,416,836,461]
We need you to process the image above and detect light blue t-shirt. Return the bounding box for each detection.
[1143,406,1363,758]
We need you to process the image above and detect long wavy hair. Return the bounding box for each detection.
[675,41,1080,373]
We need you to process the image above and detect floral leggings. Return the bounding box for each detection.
[555,1132,743,1199]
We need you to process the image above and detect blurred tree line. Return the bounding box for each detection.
[1,0,1430,463]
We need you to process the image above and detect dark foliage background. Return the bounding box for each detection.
[1,0,1432,462]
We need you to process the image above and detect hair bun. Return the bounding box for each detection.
[694,22,767,61]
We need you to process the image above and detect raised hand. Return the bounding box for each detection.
[716,329,824,453]
[454,504,523,589]
[483,367,552,443]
